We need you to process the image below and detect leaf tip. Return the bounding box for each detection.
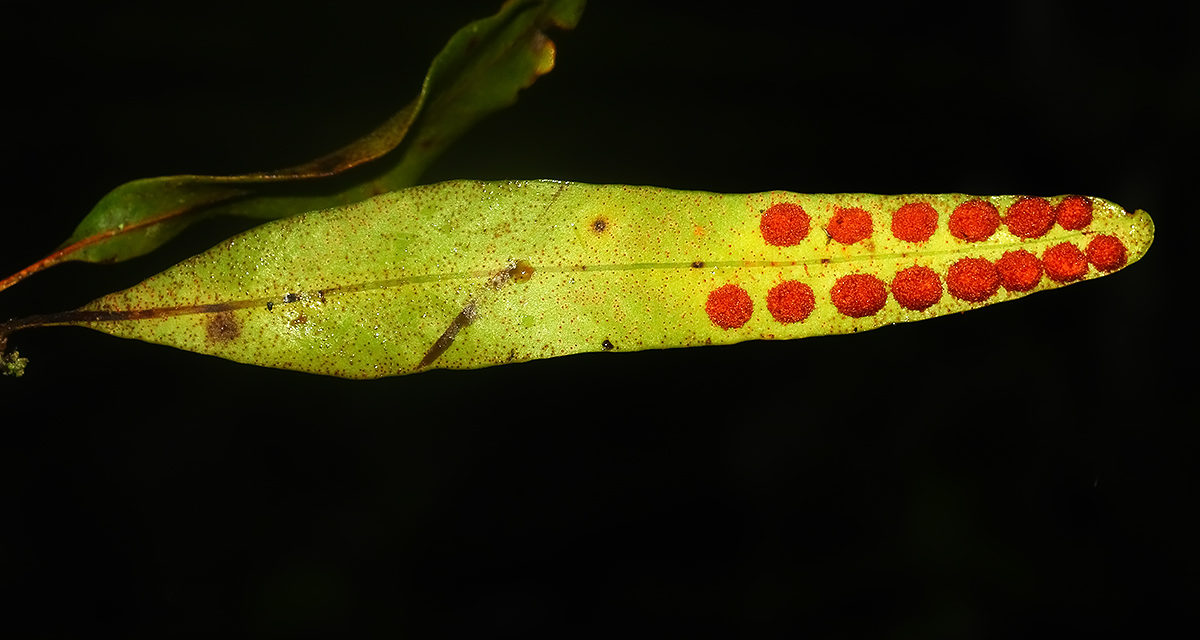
[531,32,557,79]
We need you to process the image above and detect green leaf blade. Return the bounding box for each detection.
[39,181,1152,379]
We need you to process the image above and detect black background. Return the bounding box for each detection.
[2,1,1195,636]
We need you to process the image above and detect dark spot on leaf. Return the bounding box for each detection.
[821,258,831,264]
[592,218,607,233]
[291,314,308,327]
[283,293,300,303]
[266,302,274,311]
[691,261,704,268]
[206,312,241,343]
[602,339,615,351]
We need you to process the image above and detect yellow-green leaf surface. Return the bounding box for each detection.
[1,181,1153,378]
[0,0,583,293]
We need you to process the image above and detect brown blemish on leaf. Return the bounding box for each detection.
[290,314,308,327]
[206,312,241,343]
[489,259,535,289]
[511,259,534,283]
[602,339,615,351]
[691,261,705,268]
[591,217,608,233]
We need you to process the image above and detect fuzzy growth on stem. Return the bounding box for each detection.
[1,330,29,377]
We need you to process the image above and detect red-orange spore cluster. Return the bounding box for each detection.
[760,203,810,247]
[767,280,815,324]
[826,207,873,245]
[1043,242,1088,282]
[706,284,753,329]
[996,249,1043,292]
[831,274,887,317]
[1055,195,1093,230]
[949,199,1000,242]
[1086,234,1128,272]
[1005,197,1055,238]
[947,257,1000,302]
[891,203,938,242]
[890,266,943,311]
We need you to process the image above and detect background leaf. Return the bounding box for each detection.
[2,1,1192,636]
[0,0,583,293]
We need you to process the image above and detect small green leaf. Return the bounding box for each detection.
[0,181,1155,378]
[0,0,584,293]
